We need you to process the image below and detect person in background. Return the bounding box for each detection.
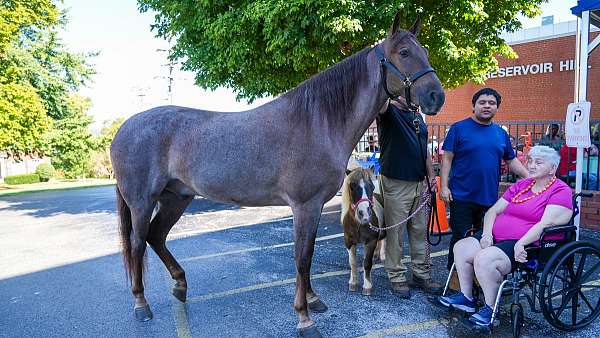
[559,143,598,190]
[541,123,562,151]
[365,135,380,153]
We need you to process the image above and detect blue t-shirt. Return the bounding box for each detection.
[442,118,515,206]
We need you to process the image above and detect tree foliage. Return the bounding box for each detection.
[0,0,97,178]
[0,0,59,54]
[139,0,544,101]
[0,83,51,154]
[44,95,95,178]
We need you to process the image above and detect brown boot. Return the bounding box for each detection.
[390,281,411,299]
[410,276,443,295]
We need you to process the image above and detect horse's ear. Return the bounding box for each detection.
[389,11,402,37]
[345,169,352,176]
[409,17,421,36]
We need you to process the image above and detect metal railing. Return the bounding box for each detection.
[356,120,600,190]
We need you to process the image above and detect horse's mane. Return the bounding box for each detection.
[340,168,373,223]
[283,47,371,128]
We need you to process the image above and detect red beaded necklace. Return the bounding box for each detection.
[511,176,556,204]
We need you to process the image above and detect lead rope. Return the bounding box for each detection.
[412,111,443,246]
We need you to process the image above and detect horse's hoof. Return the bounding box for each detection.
[308,298,328,313]
[348,283,359,292]
[172,286,187,303]
[134,304,153,321]
[362,287,372,296]
[298,324,323,338]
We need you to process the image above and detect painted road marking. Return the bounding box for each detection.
[172,299,193,338]
[357,318,447,338]
[172,209,341,239]
[188,250,449,302]
[181,232,344,262]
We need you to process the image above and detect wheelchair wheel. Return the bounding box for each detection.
[539,240,600,331]
[511,304,524,338]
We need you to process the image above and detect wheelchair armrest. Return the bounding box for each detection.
[541,225,576,235]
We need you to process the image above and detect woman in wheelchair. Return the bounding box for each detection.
[437,145,573,326]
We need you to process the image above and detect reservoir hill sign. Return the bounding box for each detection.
[486,59,587,79]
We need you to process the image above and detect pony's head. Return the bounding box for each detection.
[378,13,445,115]
[342,167,376,226]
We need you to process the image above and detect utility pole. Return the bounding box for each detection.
[156,48,177,104]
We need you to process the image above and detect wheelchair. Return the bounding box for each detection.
[436,192,600,337]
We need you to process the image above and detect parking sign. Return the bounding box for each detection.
[565,101,591,147]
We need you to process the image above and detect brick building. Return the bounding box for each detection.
[429,21,599,124]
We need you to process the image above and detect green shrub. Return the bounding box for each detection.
[35,163,56,182]
[5,174,40,185]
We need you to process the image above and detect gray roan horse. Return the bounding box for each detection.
[111,12,444,337]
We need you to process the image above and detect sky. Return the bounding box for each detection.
[58,0,579,132]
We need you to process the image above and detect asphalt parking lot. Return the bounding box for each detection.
[1,185,599,337]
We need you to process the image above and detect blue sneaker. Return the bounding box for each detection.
[469,305,494,326]
[437,292,476,313]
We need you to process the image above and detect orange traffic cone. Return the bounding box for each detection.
[432,178,450,234]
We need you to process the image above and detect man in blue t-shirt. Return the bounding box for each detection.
[440,88,528,270]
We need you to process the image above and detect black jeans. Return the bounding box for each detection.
[447,200,491,270]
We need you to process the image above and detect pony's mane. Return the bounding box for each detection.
[340,168,374,223]
[283,47,371,128]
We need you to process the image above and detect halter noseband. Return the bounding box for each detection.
[351,197,374,211]
[373,46,436,111]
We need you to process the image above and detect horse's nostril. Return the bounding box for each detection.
[429,90,438,103]
[429,90,445,106]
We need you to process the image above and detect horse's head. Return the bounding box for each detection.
[378,13,445,115]
[343,167,376,226]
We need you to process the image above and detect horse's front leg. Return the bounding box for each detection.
[292,201,325,338]
[347,245,359,291]
[363,239,378,296]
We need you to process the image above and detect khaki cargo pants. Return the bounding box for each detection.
[379,174,431,283]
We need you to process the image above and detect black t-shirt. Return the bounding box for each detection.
[377,104,428,181]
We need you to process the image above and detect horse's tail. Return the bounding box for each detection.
[116,186,134,283]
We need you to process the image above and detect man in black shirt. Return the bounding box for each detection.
[378,99,442,298]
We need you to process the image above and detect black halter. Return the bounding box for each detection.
[373,46,435,112]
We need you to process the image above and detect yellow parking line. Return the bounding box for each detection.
[188,250,449,303]
[357,318,446,338]
[181,233,344,262]
[172,299,193,338]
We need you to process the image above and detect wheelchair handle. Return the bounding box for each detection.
[574,192,593,199]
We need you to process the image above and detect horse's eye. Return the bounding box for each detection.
[399,48,410,57]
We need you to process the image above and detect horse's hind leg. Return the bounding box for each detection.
[362,239,378,296]
[129,200,156,321]
[147,192,193,302]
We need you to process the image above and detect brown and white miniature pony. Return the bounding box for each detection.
[341,167,386,296]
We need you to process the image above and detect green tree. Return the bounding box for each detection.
[0,0,97,178]
[138,0,544,101]
[0,0,59,54]
[0,83,51,155]
[89,117,124,178]
[44,94,95,178]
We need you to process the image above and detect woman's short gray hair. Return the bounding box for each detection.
[527,145,560,167]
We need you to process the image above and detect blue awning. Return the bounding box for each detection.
[571,0,600,28]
